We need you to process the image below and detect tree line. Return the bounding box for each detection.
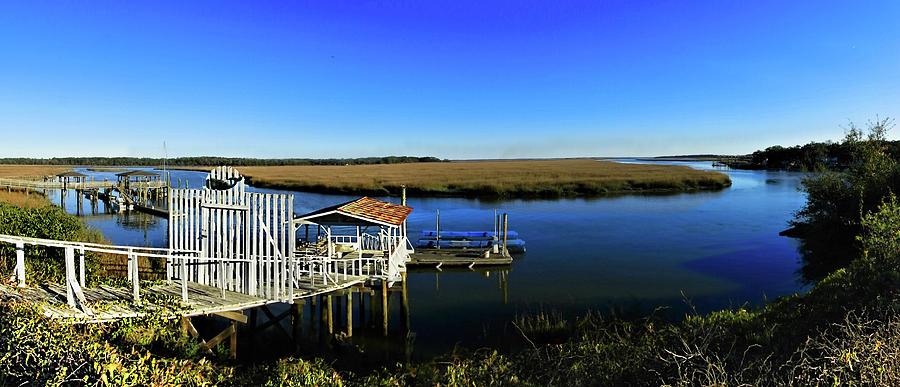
[0,156,444,167]
[733,128,900,171]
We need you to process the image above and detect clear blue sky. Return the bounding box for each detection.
[1,1,898,159]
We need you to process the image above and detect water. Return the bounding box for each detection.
[47,161,809,360]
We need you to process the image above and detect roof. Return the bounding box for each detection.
[56,171,87,178]
[295,197,412,227]
[116,170,160,177]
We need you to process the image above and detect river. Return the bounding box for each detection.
[46,160,809,361]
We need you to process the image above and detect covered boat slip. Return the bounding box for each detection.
[292,196,414,283]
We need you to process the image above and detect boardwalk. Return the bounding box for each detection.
[0,177,165,190]
[0,165,412,355]
[0,276,364,323]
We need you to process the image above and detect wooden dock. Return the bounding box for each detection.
[407,248,513,268]
[0,275,365,323]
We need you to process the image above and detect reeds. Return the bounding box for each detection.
[234,159,731,198]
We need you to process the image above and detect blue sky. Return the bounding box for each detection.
[0,1,898,159]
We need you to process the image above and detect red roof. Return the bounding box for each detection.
[297,197,412,226]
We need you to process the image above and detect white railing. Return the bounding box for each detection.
[328,234,386,250]
[0,178,166,190]
[0,234,200,315]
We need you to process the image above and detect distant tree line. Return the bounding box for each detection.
[732,139,900,171]
[0,156,444,167]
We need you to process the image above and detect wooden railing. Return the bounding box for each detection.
[1,233,408,312]
[0,234,200,315]
[0,178,166,191]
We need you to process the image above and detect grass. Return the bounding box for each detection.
[0,188,52,209]
[0,165,69,179]
[224,159,731,198]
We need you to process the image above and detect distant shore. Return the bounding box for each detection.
[169,159,731,198]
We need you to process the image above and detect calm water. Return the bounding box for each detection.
[47,161,808,360]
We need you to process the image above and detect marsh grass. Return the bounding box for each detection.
[0,188,52,208]
[232,159,731,198]
[0,165,69,178]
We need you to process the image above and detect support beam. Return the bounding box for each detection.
[326,294,333,335]
[213,311,248,324]
[382,280,388,336]
[346,291,353,337]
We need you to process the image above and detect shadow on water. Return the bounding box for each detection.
[788,226,859,284]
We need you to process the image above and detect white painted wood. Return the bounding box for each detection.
[79,247,85,288]
[65,247,75,307]
[15,241,24,287]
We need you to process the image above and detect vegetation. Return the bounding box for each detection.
[789,118,899,280]
[0,188,53,209]
[235,159,731,198]
[0,156,442,167]
[0,165,69,179]
[727,118,900,171]
[5,120,900,384]
[5,191,900,385]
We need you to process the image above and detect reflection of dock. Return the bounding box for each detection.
[407,248,513,268]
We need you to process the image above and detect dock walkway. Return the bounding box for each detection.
[0,276,364,323]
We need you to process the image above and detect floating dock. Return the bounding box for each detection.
[407,248,513,268]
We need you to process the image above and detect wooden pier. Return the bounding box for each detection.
[0,167,418,357]
[0,276,365,323]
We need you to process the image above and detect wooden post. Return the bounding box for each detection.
[401,271,409,332]
[131,249,140,303]
[326,294,333,335]
[15,241,24,287]
[502,213,508,256]
[65,247,75,308]
[79,247,85,288]
[346,291,353,337]
[182,255,188,302]
[382,280,388,336]
[292,300,304,342]
[436,209,440,250]
[230,321,237,360]
[358,287,366,326]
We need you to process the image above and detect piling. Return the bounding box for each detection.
[503,213,508,256]
[346,291,353,337]
[326,295,333,335]
[382,280,388,336]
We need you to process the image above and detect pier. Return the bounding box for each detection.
[0,167,414,358]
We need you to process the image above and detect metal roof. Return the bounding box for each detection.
[295,197,412,227]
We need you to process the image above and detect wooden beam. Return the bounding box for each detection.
[203,324,236,350]
[213,311,248,324]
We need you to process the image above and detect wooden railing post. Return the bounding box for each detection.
[79,247,86,288]
[130,248,140,303]
[181,255,189,303]
[64,247,75,308]
[15,241,25,287]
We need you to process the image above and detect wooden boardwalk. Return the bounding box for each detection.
[0,177,165,191]
[0,274,366,323]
